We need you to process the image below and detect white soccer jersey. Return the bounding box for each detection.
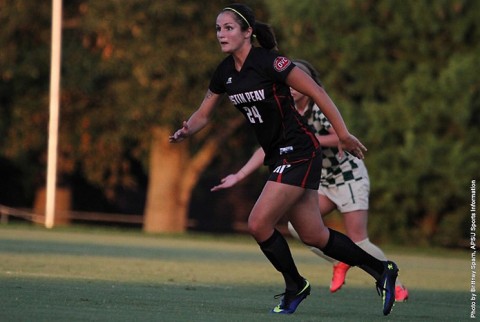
[308,105,367,187]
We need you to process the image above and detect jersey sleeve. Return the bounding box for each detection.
[264,51,296,82]
[208,62,226,94]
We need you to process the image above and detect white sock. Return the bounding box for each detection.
[356,238,402,286]
[355,238,388,261]
[308,245,338,265]
[287,222,339,265]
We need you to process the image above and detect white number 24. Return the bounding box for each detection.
[243,106,264,124]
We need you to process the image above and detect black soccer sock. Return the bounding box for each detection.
[322,228,384,280]
[258,229,304,292]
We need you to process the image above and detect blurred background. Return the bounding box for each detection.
[0,0,478,247]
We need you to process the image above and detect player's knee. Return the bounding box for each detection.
[247,218,264,240]
[297,228,329,249]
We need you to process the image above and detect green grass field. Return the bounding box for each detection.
[0,224,473,322]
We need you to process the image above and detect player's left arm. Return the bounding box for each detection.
[211,147,265,191]
[315,128,338,148]
[286,67,367,158]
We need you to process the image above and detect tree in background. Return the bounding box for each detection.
[77,0,248,232]
[0,1,53,205]
[0,0,256,231]
[1,0,478,244]
[266,0,480,245]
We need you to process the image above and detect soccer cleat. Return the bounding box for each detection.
[330,262,351,293]
[395,285,409,302]
[376,261,399,315]
[271,279,311,314]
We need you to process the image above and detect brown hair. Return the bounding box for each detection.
[223,4,277,50]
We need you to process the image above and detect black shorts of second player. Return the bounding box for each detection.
[268,151,322,190]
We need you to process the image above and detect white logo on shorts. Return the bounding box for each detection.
[279,146,293,155]
[273,164,291,174]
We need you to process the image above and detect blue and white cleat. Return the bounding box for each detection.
[271,279,311,314]
[376,261,399,315]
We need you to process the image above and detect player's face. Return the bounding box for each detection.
[216,12,251,54]
[290,87,306,104]
[290,87,310,115]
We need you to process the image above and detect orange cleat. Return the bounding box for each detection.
[395,285,409,302]
[330,262,351,293]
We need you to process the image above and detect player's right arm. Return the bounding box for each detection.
[211,147,265,191]
[169,90,223,143]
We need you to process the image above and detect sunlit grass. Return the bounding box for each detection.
[0,224,472,321]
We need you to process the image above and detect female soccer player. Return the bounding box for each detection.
[212,59,408,302]
[169,3,398,315]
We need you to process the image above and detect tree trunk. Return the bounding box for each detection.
[143,118,244,233]
[420,211,439,240]
[143,126,188,232]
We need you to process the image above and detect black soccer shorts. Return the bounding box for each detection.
[268,150,322,190]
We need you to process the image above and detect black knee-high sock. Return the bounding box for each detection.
[258,229,304,292]
[322,228,385,280]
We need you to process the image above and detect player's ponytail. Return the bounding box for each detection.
[253,21,278,51]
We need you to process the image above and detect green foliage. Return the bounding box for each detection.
[0,0,238,198]
[1,0,478,244]
[266,0,480,245]
[65,0,234,187]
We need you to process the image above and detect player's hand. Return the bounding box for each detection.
[211,174,240,191]
[339,134,367,159]
[169,121,189,143]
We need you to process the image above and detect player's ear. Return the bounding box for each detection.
[245,27,253,39]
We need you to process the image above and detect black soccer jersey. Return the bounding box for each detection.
[209,47,320,165]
